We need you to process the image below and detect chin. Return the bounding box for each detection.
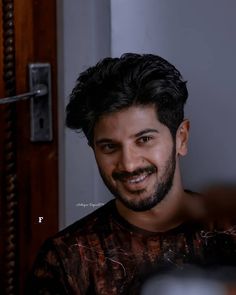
[117,178,174,212]
[117,194,161,212]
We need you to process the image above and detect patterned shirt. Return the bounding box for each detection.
[26,200,236,295]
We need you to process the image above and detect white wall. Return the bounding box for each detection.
[57,0,112,228]
[58,0,236,228]
[110,0,236,189]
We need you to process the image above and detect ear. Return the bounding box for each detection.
[176,119,190,156]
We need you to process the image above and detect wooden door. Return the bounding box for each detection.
[0,1,58,294]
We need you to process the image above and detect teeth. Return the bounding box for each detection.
[127,174,147,184]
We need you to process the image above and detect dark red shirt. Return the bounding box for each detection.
[27,200,236,294]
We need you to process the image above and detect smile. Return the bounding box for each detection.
[121,170,154,186]
[126,174,149,184]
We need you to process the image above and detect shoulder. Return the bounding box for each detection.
[27,200,116,294]
[50,200,116,248]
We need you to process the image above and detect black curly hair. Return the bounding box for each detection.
[66,53,188,145]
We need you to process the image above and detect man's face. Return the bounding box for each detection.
[93,105,177,212]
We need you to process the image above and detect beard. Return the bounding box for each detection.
[98,146,176,212]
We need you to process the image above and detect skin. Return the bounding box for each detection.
[93,105,197,232]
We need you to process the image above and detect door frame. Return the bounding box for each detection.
[0,1,59,294]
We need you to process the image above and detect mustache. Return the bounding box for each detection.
[112,165,157,181]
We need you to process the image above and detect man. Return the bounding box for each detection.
[27,53,236,294]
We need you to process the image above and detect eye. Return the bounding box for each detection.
[137,136,153,144]
[100,143,117,154]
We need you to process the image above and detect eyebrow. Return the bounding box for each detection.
[95,138,114,145]
[134,128,159,138]
[95,128,159,145]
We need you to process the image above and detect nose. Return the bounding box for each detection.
[117,146,142,173]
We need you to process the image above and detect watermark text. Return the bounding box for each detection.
[76,202,104,208]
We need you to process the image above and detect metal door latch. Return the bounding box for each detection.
[0,63,52,142]
[29,63,52,142]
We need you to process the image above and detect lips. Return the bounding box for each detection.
[113,166,156,182]
[118,171,154,193]
[112,166,156,192]
[125,173,150,184]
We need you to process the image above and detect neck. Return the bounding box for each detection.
[116,188,190,233]
[115,168,204,232]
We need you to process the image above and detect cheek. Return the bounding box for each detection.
[148,146,172,164]
[95,154,115,177]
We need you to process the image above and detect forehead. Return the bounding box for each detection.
[93,105,167,140]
